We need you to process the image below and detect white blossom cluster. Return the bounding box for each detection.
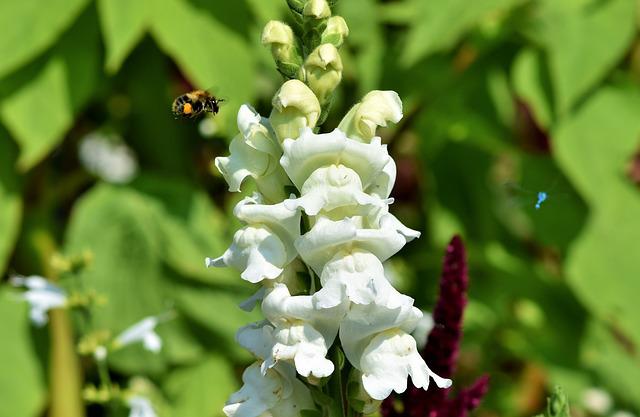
[208,80,451,417]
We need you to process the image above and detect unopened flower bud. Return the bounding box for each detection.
[321,16,349,48]
[262,21,303,79]
[270,80,321,142]
[303,0,331,19]
[338,90,403,142]
[304,44,343,103]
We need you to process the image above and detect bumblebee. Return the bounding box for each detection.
[172,90,223,119]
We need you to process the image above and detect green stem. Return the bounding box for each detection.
[327,347,347,417]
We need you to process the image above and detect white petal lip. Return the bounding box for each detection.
[280,128,390,191]
[236,321,276,360]
[295,216,419,276]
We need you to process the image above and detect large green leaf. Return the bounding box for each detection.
[401,0,522,66]
[555,86,640,350]
[530,0,636,115]
[0,0,89,78]
[150,0,255,134]
[0,138,22,274]
[65,184,169,374]
[512,47,553,129]
[97,0,149,73]
[131,175,236,285]
[0,10,101,170]
[164,355,237,417]
[0,290,47,417]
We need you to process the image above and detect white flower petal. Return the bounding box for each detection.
[338,91,403,141]
[271,322,335,378]
[280,128,390,191]
[239,287,267,312]
[237,321,276,360]
[237,104,281,158]
[11,275,67,326]
[215,136,271,192]
[295,216,418,276]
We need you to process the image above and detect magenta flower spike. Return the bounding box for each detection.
[382,235,489,417]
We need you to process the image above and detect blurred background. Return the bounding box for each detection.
[1,0,639,416]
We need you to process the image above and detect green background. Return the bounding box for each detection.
[1,0,639,416]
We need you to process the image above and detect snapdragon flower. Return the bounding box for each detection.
[127,396,157,417]
[113,314,166,353]
[10,275,67,326]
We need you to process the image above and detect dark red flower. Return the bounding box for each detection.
[381,235,489,417]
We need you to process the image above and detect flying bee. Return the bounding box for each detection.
[172,90,223,119]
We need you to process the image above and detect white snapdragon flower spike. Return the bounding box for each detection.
[127,396,157,417]
[10,275,67,326]
[223,362,314,417]
[215,105,290,202]
[214,87,450,411]
[207,194,301,283]
[114,316,163,353]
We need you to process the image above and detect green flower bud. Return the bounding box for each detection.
[270,80,321,142]
[287,0,306,13]
[303,0,331,19]
[304,43,343,103]
[338,90,403,142]
[321,16,349,48]
[262,21,303,79]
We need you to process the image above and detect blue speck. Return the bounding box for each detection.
[535,191,548,210]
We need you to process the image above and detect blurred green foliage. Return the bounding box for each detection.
[1,0,639,416]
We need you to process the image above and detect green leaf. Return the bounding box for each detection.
[164,355,237,417]
[0,290,47,417]
[401,0,521,66]
[530,0,636,114]
[512,47,553,128]
[0,10,101,170]
[0,0,89,78]
[581,320,640,409]
[131,175,236,285]
[65,184,169,374]
[0,138,22,274]
[150,0,255,135]
[97,0,149,73]
[555,85,640,350]
[337,0,384,94]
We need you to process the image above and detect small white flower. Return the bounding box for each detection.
[10,275,67,326]
[269,80,321,143]
[127,395,157,417]
[223,362,314,417]
[113,316,164,353]
[582,387,612,415]
[79,132,138,184]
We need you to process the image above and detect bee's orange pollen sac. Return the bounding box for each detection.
[183,103,193,114]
